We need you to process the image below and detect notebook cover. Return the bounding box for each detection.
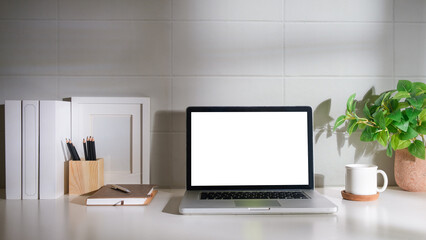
[86,184,156,206]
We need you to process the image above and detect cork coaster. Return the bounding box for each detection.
[341,190,379,201]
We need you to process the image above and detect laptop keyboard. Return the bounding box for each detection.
[200,191,309,200]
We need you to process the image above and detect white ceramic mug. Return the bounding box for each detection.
[345,164,388,195]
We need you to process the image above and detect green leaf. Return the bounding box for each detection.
[396,102,410,111]
[363,103,371,119]
[397,80,413,93]
[390,135,399,149]
[374,111,386,129]
[360,126,377,142]
[333,115,346,131]
[400,126,418,140]
[347,93,356,112]
[391,134,411,150]
[408,96,424,109]
[374,91,393,107]
[393,121,409,132]
[416,122,426,134]
[419,109,426,122]
[388,124,398,133]
[409,121,418,129]
[352,101,357,112]
[390,99,399,111]
[374,92,386,106]
[347,119,358,135]
[387,110,402,122]
[358,122,367,130]
[408,140,425,160]
[386,142,393,157]
[385,118,393,126]
[412,82,426,95]
[377,130,389,147]
[394,91,411,100]
[383,91,394,103]
[405,108,421,121]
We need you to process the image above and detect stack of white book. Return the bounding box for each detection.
[5,100,71,199]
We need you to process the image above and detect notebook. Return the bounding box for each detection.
[179,106,338,214]
[86,184,156,206]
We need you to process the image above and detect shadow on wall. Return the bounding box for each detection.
[314,87,380,157]
[0,105,4,189]
[150,110,186,188]
[313,87,395,186]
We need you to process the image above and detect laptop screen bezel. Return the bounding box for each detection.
[186,106,314,191]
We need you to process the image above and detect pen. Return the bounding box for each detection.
[111,184,131,193]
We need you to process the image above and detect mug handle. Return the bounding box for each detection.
[377,170,388,193]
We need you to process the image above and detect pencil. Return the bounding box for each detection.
[66,139,76,160]
[89,137,94,161]
[92,137,97,160]
[87,136,92,160]
[69,140,80,160]
[83,138,88,160]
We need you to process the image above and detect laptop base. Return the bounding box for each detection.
[179,190,338,215]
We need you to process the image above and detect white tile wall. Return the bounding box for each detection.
[395,23,426,76]
[0,0,57,20]
[59,0,171,20]
[0,21,57,75]
[173,0,283,21]
[395,0,426,22]
[285,0,393,22]
[284,77,393,129]
[173,22,283,76]
[0,77,58,103]
[1,0,425,188]
[285,23,394,76]
[172,77,283,131]
[59,21,171,76]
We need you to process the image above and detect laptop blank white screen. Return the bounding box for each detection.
[191,111,309,186]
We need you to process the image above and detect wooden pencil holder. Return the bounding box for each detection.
[69,158,104,195]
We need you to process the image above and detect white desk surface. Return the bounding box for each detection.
[1,187,425,240]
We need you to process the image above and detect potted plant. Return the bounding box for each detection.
[333,80,426,192]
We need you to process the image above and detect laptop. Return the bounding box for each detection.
[179,106,338,214]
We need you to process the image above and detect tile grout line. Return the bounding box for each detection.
[1,74,418,78]
[170,0,175,175]
[56,0,60,100]
[392,0,397,87]
[282,0,286,105]
[3,19,423,24]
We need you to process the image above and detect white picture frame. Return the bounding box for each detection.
[71,97,150,184]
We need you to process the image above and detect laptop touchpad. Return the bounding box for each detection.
[234,200,281,208]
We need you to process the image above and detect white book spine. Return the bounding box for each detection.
[22,100,39,199]
[39,101,70,199]
[5,100,22,199]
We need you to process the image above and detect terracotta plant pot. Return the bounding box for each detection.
[394,149,426,192]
